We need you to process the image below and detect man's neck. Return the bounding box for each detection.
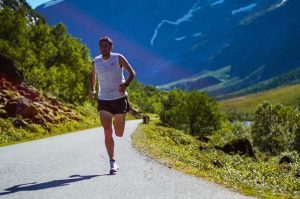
[102,53,110,60]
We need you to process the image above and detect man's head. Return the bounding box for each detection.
[99,36,113,57]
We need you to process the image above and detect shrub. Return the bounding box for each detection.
[209,120,252,147]
[186,91,222,135]
[251,101,300,155]
[159,90,188,130]
[159,90,222,136]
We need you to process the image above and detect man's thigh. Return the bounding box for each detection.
[113,114,126,136]
[100,110,113,129]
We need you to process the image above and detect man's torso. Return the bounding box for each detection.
[94,52,127,100]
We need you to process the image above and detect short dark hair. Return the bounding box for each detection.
[99,36,113,46]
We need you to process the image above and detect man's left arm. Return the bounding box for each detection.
[119,55,136,93]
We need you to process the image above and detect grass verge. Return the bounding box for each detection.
[0,102,100,147]
[0,102,136,147]
[131,121,300,199]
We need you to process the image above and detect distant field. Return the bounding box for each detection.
[218,83,300,115]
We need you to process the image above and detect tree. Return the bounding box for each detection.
[252,101,300,155]
[160,90,188,130]
[160,90,222,136]
[186,91,222,135]
[0,8,91,103]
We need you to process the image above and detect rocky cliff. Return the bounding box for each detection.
[0,54,81,128]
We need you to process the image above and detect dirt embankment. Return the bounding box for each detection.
[0,54,80,128]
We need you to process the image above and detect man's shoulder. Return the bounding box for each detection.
[94,55,102,61]
[111,52,122,57]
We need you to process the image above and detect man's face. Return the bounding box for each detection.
[99,41,112,56]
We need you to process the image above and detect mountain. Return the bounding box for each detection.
[226,66,300,98]
[0,0,45,21]
[35,0,300,96]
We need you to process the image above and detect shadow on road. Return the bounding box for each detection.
[0,174,110,196]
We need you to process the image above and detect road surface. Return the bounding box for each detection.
[0,120,253,199]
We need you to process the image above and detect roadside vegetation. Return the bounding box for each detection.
[132,87,300,198]
[132,121,300,198]
[0,102,100,147]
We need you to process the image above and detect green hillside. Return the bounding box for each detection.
[157,65,269,98]
[157,66,231,91]
[219,83,300,119]
[225,67,300,98]
[158,63,300,101]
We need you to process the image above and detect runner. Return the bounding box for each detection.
[90,36,136,174]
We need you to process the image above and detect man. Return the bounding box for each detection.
[90,36,136,174]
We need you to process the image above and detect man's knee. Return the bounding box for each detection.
[115,131,124,137]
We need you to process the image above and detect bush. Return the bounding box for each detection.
[159,90,188,130]
[209,120,252,147]
[159,90,222,136]
[127,81,164,114]
[186,91,222,135]
[251,101,300,155]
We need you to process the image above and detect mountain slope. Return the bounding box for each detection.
[0,0,45,21]
[226,67,300,98]
[35,0,300,96]
[218,83,300,117]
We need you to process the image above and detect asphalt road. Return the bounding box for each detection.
[0,120,253,199]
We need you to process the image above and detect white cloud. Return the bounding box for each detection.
[151,0,202,46]
[276,0,288,8]
[42,0,64,8]
[174,32,202,42]
[232,3,257,15]
[192,32,202,37]
[210,0,225,7]
[175,36,187,41]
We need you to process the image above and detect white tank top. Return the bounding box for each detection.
[94,52,127,100]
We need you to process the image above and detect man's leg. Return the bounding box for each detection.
[100,110,114,160]
[113,114,126,137]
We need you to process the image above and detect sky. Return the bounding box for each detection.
[26,0,51,9]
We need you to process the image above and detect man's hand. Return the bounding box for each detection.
[89,90,97,100]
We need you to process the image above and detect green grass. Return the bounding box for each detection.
[0,118,98,147]
[218,83,300,117]
[0,102,100,147]
[131,121,300,198]
[0,101,136,147]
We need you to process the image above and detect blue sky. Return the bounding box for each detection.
[26,0,51,9]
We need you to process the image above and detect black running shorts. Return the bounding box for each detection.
[98,96,130,114]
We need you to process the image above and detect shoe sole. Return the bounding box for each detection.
[109,167,119,175]
[109,169,118,175]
